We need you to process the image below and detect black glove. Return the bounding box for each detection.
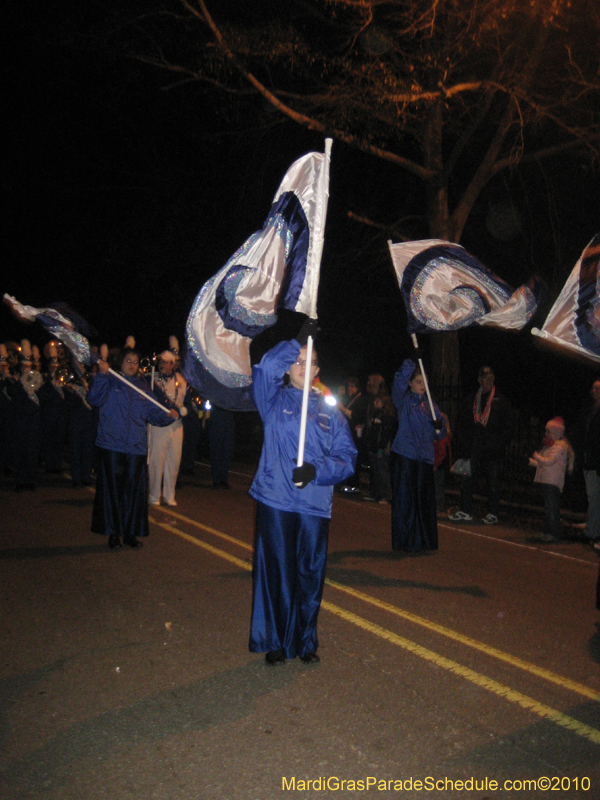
[293,462,316,488]
[412,348,424,362]
[296,317,320,346]
[432,417,443,430]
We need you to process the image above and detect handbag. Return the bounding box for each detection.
[450,458,471,477]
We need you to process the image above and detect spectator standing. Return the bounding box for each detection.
[363,391,395,503]
[528,417,574,541]
[338,377,367,494]
[433,412,452,514]
[449,365,513,525]
[574,377,600,548]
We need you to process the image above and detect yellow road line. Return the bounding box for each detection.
[325,579,600,702]
[153,508,253,551]
[156,518,600,746]
[156,508,600,702]
[321,600,600,745]
[156,521,252,570]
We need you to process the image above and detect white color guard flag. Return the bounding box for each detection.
[2,295,97,366]
[531,234,600,363]
[388,240,544,334]
[184,141,332,411]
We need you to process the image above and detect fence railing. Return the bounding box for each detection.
[431,378,587,514]
[230,380,588,515]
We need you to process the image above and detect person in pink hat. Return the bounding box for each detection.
[529,417,574,542]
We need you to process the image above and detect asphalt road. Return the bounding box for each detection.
[1,463,599,800]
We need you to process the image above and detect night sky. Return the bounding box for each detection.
[3,3,599,424]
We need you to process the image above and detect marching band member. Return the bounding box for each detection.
[6,340,43,490]
[147,349,187,507]
[38,342,68,474]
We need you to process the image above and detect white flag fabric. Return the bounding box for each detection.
[531,234,600,363]
[388,240,543,334]
[183,142,332,411]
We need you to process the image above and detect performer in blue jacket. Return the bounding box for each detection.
[249,320,357,666]
[391,358,446,552]
[89,347,178,549]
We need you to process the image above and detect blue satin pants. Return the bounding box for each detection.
[249,502,329,659]
[391,453,438,552]
[91,448,150,539]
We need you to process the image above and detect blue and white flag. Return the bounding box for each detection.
[3,294,97,367]
[184,141,332,411]
[532,234,600,363]
[388,240,543,334]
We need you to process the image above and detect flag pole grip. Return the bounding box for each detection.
[108,368,172,415]
[410,333,437,421]
[294,334,313,483]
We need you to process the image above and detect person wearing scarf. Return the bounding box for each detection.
[449,365,513,525]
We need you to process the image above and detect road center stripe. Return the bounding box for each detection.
[156,518,600,745]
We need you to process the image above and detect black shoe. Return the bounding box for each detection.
[108,534,121,549]
[265,649,285,666]
[299,652,320,664]
[123,535,141,548]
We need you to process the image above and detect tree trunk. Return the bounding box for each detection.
[423,104,460,390]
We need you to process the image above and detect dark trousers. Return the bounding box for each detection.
[249,502,329,659]
[459,456,500,516]
[391,453,438,552]
[92,448,149,539]
[540,483,562,538]
[368,450,391,501]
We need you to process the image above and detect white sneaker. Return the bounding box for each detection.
[166,499,177,507]
[482,513,498,525]
[448,511,473,522]
[149,499,160,506]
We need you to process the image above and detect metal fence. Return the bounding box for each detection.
[431,378,587,514]
[231,380,588,515]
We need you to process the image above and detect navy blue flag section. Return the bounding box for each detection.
[388,240,544,334]
[532,234,600,364]
[183,141,332,412]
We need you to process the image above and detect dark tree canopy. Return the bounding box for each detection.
[4,0,599,400]
[110,0,599,379]
[121,0,600,239]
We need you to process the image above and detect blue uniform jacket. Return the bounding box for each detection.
[88,372,175,456]
[391,359,446,465]
[249,340,357,519]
